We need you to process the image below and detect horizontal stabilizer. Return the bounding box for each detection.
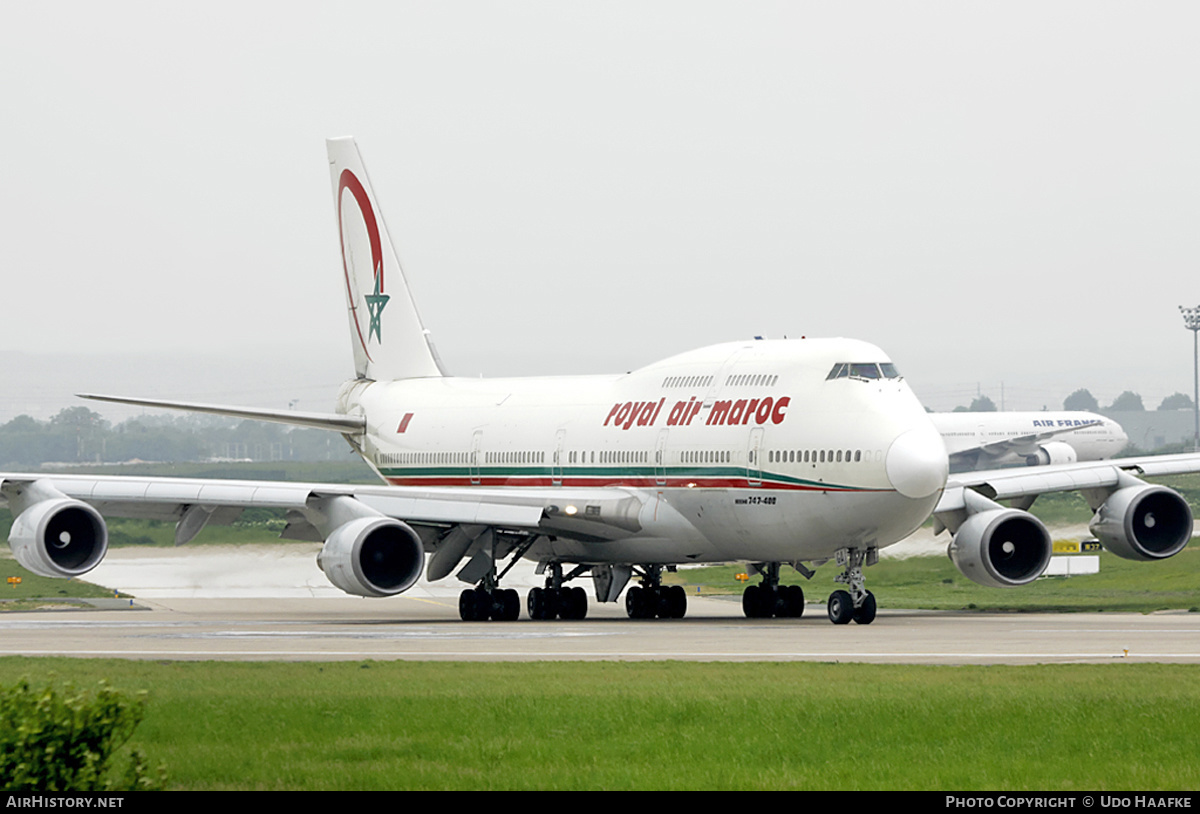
[78,393,365,434]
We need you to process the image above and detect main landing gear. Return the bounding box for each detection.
[455,546,593,622]
[457,531,533,621]
[625,565,687,619]
[459,584,520,621]
[741,562,806,619]
[528,563,588,620]
[826,547,877,625]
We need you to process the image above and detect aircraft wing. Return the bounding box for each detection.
[0,472,649,536]
[930,452,1200,589]
[936,451,1200,512]
[0,471,646,594]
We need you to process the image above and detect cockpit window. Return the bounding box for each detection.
[827,362,902,381]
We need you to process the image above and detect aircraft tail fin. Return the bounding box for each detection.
[327,137,445,381]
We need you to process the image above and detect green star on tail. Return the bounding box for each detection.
[365,278,389,343]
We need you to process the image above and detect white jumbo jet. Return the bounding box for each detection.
[930,411,1128,472]
[5,138,1197,625]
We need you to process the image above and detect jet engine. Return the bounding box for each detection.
[317,516,425,597]
[949,506,1052,588]
[1089,482,1192,561]
[9,498,108,579]
[1025,441,1077,467]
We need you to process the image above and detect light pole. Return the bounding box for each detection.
[1180,306,1200,452]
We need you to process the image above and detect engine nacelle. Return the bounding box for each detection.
[9,498,108,579]
[949,508,1052,588]
[1089,484,1192,561]
[317,516,424,597]
[1025,441,1077,467]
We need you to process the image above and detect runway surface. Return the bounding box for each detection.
[3,544,1198,665]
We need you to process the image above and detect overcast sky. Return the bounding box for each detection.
[3,1,1199,422]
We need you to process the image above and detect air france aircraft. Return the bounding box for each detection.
[5,138,1197,626]
[930,411,1128,472]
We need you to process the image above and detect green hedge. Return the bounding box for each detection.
[0,678,164,791]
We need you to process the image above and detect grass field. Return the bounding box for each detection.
[1,658,1197,791]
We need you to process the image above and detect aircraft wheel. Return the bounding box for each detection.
[742,584,767,618]
[781,584,805,618]
[459,588,483,621]
[665,585,687,619]
[827,590,854,625]
[527,587,547,620]
[528,587,560,620]
[496,588,520,621]
[571,586,589,619]
[561,586,588,620]
[852,591,877,625]
[626,586,647,619]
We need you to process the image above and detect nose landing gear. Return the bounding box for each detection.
[827,547,877,625]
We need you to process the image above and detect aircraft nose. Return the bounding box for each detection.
[885,424,949,499]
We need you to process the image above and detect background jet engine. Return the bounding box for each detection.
[317,516,425,597]
[1089,483,1192,561]
[1024,441,1077,467]
[948,507,1052,588]
[9,498,108,579]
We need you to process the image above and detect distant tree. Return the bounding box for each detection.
[968,395,997,412]
[0,415,42,434]
[1063,389,1099,411]
[1158,392,1195,411]
[49,406,109,430]
[952,405,969,413]
[1108,391,1145,411]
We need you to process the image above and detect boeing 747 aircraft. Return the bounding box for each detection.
[5,139,1196,625]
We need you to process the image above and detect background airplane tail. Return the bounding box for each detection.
[327,137,445,381]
